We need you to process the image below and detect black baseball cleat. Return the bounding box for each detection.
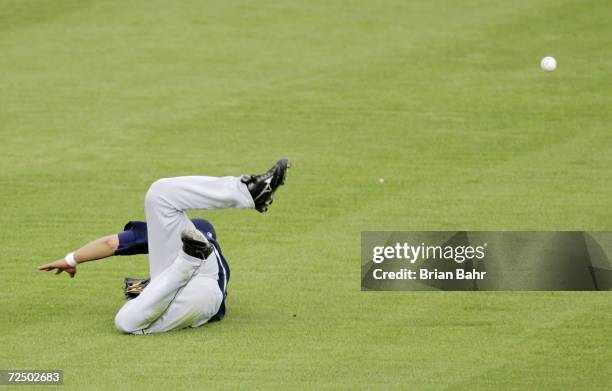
[124,277,150,300]
[181,228,213,260]
[241,157,290,213]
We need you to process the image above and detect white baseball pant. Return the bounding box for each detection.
[114,176,254,334]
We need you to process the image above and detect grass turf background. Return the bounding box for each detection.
[1,0,611,389]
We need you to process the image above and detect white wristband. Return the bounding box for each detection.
[65,252,78,268]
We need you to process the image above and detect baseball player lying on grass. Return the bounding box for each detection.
[38,158,290,335]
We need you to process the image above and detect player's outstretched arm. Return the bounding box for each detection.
[38,234,119,278]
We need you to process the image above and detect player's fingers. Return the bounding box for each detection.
[41,266,55,271]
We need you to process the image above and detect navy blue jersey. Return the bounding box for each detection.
[115,219,229,322]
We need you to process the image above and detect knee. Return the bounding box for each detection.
[114,308,138,334]
[114,310,130,334]
[145,179,172,210]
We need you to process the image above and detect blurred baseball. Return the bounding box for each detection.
[540,56,557,72]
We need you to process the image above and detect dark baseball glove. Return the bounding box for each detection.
[124,277,150,300]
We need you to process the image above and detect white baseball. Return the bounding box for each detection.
[540,56,557,72]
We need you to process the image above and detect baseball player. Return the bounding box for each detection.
[38,158,290,334]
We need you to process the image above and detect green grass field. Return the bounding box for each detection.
[1,1,611,389]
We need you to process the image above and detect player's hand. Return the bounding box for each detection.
[38,259,77,278]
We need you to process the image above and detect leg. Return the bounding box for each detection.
[145,176,254,278]
[141,274,223,334]
[114,248,215,334]
[115,162,289,334]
